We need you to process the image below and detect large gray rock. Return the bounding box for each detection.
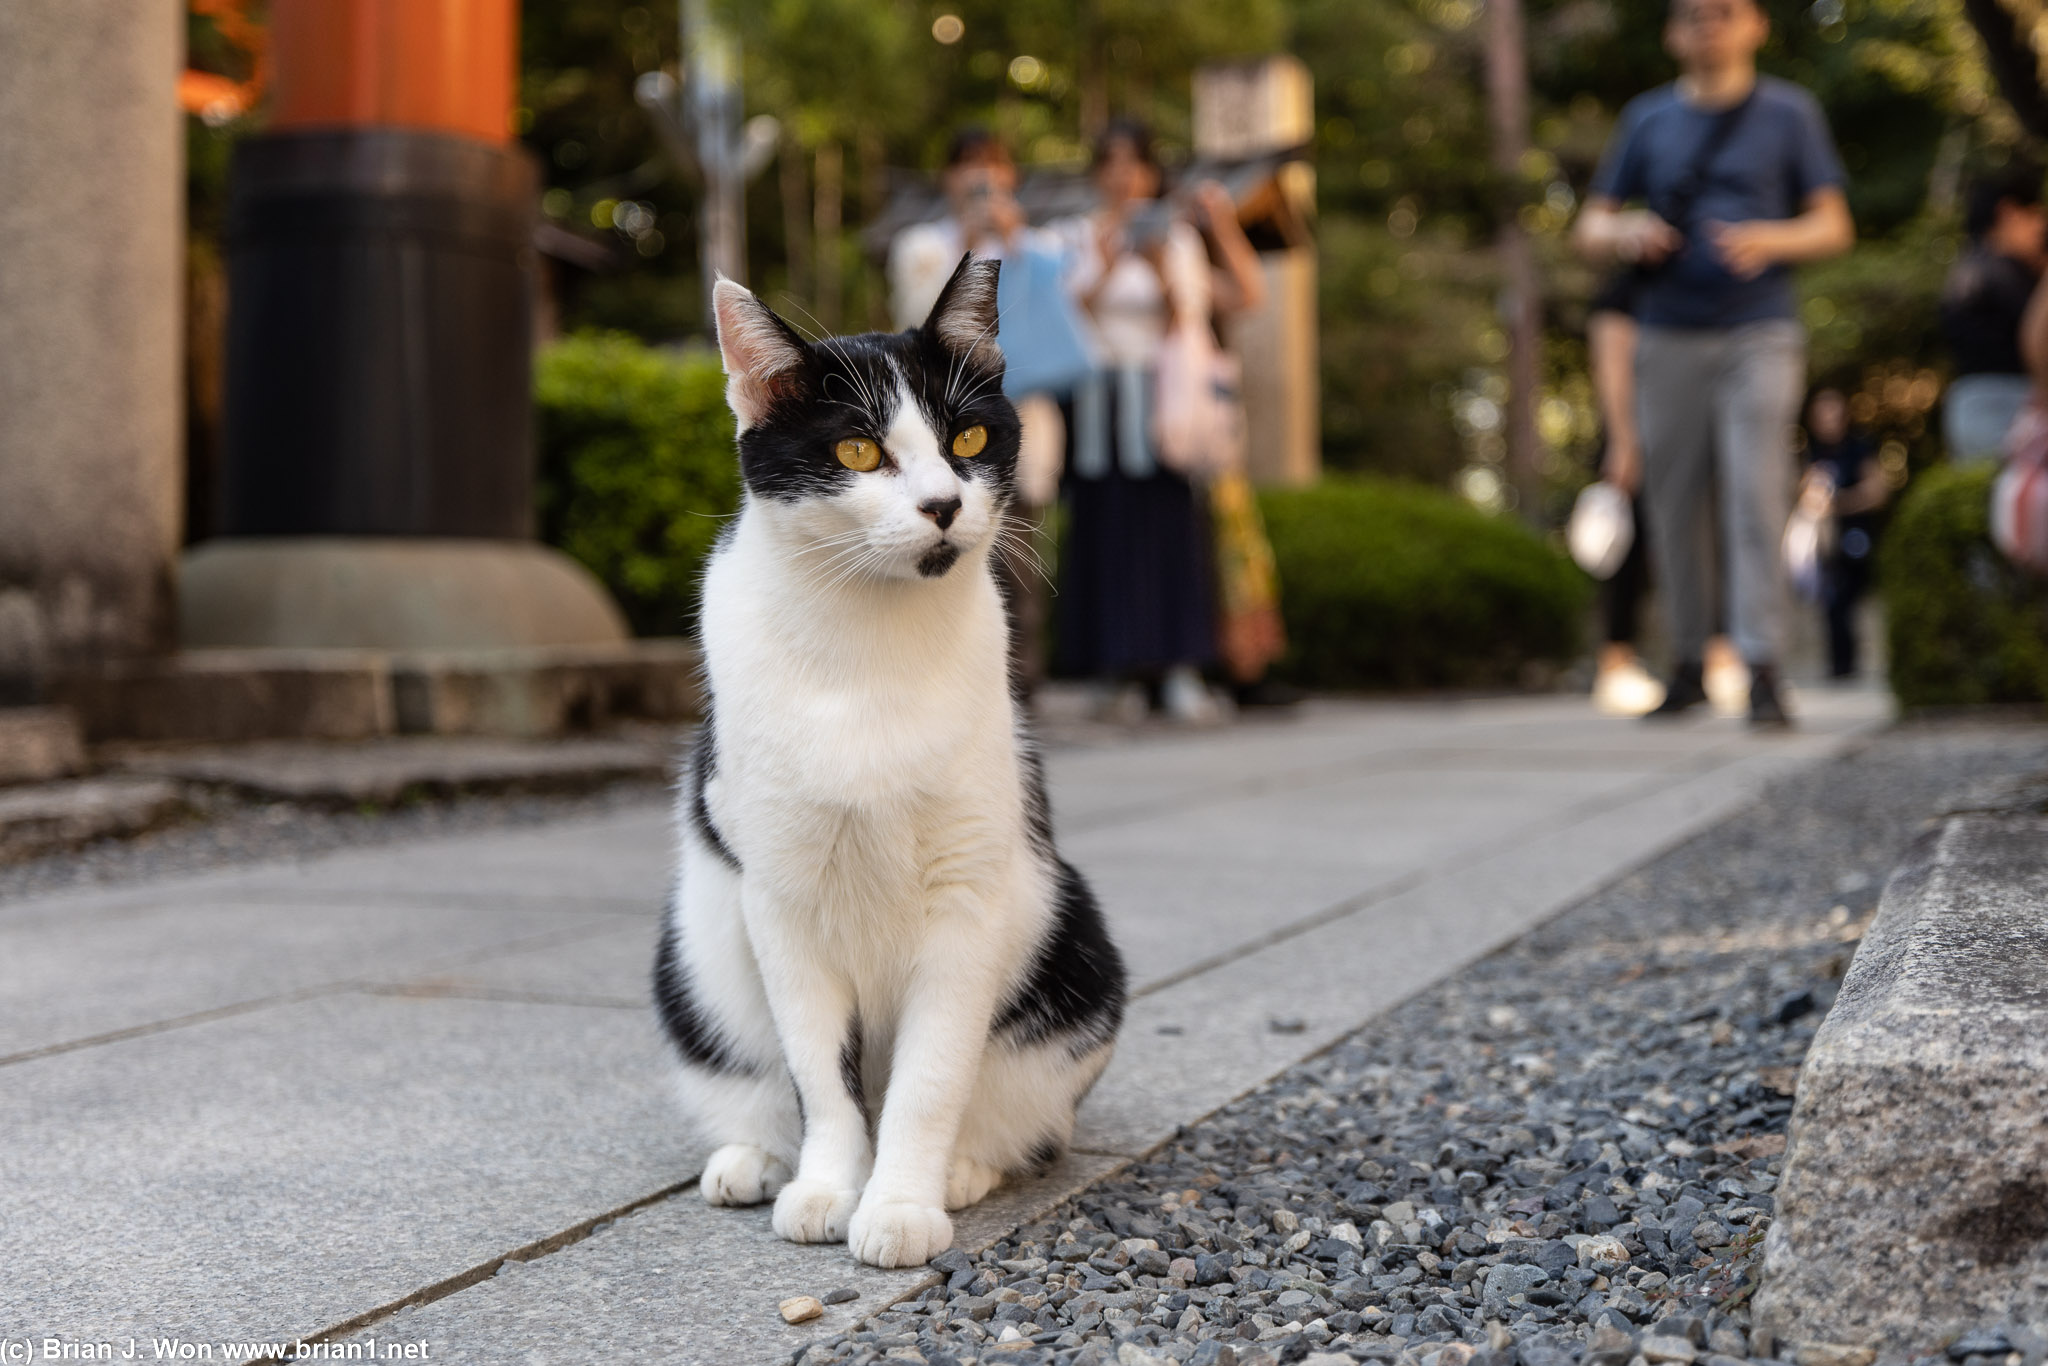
[1758,809,2048,1350]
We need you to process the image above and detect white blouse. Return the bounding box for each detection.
[1052,212,1210,371]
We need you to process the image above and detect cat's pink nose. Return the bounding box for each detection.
[919,497,961,531]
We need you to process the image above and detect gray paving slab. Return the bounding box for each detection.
[219,808,674,901]
[0,993,694,1343]
[375,918,657,1005]
[0,893,638,1060]
[0,808,673,925]
[333,1156,1125,1365]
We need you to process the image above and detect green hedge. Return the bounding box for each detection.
[534,332,740,636]
[531,345,1588,688]
[1882,463,2048,708]
[1256,477,1589,690]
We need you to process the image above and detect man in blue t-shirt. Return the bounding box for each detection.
[1574,0,1853,728]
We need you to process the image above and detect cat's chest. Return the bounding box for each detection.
[716,663,999,804]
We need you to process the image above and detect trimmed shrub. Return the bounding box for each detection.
[534,332,740,636]
[1882,463,2048,708]
[1257,477,1589,690]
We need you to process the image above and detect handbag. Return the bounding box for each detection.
[1152,320,1245,480]
[1567,482,1635,580]
[1782,467,1837,602]
[1993,396,2048,574]
[996,242,1093,400]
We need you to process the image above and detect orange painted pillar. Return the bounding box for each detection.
[219,0,538,541]
[267,0,517,143]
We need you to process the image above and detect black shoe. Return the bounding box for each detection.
[1644,661,1707,720]
[1749,663,1793,730]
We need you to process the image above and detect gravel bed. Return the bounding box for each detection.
[793,722,2048,1366]
[0,775,671,906]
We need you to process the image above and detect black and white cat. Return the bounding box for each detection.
[654,257,1127,1268]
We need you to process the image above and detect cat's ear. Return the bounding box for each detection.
[713,277,809,429]
[921,254,1004,372]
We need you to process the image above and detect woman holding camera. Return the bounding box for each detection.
[1051,121,1222,723]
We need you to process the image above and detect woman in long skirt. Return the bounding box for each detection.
[1052,121,1218,722]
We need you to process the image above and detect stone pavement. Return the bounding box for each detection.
[0,689,1889,1363]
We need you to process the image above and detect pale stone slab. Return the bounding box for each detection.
[375,919,657,1005]
[0,994,695,1343]
[1758,810,2048,1352]
[333,1156,1124,1365]
[0,892,637,1059]
[1068,764,1644,987]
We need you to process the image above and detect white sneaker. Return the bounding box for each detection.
[1160,665,1222,725]
[1705,657,1751,718]
[1593,659,1666,717]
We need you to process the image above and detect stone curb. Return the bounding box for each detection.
[0,775,187,865]
[1758,805,2048,1351]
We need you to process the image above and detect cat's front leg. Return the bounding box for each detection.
[849,912,1003,1267]
[745,894,871,1245]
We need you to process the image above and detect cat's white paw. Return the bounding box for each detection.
[848,1200,954,1268]
[772,1177,860,1243]
[945,1156,1004,1211]
[701,1144,790,1207]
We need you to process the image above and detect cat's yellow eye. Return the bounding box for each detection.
[951,425,988,458]
[835,437,881,471]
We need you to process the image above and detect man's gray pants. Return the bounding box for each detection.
[1635,319,1805,667]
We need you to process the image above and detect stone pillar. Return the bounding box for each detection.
[0,2,184,702]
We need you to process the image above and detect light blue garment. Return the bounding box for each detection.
[996,242,1094,400]
[1943,373,2030,465]
[1068,367,1156,480]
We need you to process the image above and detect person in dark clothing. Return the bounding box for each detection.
[1574,0,1854,729]
[1940,166,2046,463]
[1051,121,1220,722]
[1800,387,1889,678]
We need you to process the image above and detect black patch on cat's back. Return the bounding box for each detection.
[687,709,739,869]
[652,905,753,1075]
[993,860,1127,1055]
[1018,736,1055,856]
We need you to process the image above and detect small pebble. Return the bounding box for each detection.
[779,1295,823,1324]
[820,1287,858,1305]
